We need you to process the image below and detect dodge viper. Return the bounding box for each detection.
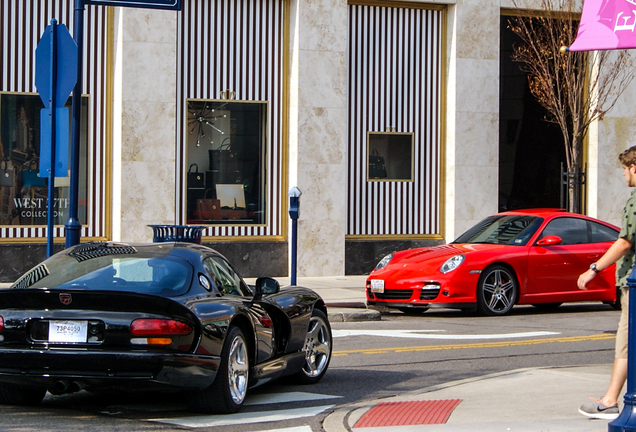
[0,241,332,413]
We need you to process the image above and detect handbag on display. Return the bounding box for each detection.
[209,140,238,172]
[21,160,46,187]
[0,160,14,187]
[187,163,205,189]
[368,149,387,179]
[196,189,222,221]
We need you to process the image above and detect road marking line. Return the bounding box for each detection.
[333,333,615,356]
[245,391,341,406]
[332,330,560,339]
[150,405,335,428]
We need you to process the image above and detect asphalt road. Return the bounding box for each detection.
[0,302,619,432]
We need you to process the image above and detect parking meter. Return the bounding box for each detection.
[288,187,302,285]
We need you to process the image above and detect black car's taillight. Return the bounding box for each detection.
[130,318,192,349]
[130,318,192,335]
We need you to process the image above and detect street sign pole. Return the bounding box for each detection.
[65,0,85,248]
[609,263,636,430]
[46,20,58,257]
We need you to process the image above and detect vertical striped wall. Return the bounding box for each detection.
[347,4,442,237]
[176,0,284,238]
[0,0,108,241]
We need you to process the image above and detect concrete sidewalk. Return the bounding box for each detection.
[323,364,619,432]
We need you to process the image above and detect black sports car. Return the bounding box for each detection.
[0,241,332,413]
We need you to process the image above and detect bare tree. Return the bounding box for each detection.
[508,0,636,213]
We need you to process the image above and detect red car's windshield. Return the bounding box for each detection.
[453,215,544,246]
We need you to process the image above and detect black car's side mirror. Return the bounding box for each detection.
[253,277,280,301]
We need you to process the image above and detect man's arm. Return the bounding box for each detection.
[578,237,633,290]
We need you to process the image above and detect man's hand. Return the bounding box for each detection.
[578,269,596,290]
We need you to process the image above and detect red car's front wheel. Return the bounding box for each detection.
[477,265,518,316]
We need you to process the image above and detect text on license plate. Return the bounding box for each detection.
[48,320,88,343]
[370,280,384,293]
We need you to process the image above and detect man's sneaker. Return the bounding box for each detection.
[578,400,619,420]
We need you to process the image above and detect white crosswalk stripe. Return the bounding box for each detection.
[150,404,334,428]
[245,391,341,406]
[332,329,560,339]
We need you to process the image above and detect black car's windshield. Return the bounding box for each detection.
[12,244,193,296]
[453,215,544,246]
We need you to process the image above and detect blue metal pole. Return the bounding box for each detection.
[291,218,297,286]
[46,20,58,257]
[65,0,84,248]
[608,261,636,430]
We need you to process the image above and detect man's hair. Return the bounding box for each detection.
[619,146,636,167]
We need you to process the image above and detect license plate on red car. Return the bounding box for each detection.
[370,280,384,293]
[48,320,88,343]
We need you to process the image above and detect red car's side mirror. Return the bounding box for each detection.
[537,235,563,246]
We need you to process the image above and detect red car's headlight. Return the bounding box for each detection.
[374,253,394,271]
[440,254,465,274]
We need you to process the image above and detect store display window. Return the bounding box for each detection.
[185,99,267,225]
[0,93,89,226]
[367,132,414,181]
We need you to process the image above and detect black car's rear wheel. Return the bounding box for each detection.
[0,384,46,406]
[477,265,518,316]
[190,326,249,413]
[295,309,332,384]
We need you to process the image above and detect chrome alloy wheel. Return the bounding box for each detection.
[479,266,517,315]
[227,333,249,404]
[301,315,331,378]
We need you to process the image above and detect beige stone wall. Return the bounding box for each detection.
[593,78,636,227]
[444,0,500,240]
[288,0,348,276]
[112,8,177,242]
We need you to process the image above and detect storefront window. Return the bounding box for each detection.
[185,99,267,225]
[0,93,89,226]
[367,132,414,181]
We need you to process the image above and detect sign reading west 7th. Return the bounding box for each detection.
[84,0,182,10]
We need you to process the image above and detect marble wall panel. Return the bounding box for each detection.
[297,220,345,276]
[120,160,175,242]
[455,0,499,60]
[455,58,499,114]
[297,50,347,109]
[296,0,348,52]
[297,106,347,165]
[121,9,176,44]
[297,163,347,223]
[455,111,498,166]
[121,101,176,162]
[453,164,498,233]
[121,41,176,103]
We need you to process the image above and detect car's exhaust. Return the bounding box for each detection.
[51,380,70,394]
[50,380,85,395]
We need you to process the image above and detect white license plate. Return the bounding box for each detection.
[370,279,385,293]
[48,320,88,343]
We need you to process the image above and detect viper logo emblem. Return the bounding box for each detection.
[59,293,72,305]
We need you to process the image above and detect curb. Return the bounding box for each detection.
[327,307,381,322]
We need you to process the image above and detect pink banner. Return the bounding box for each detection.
[569,0,636,51]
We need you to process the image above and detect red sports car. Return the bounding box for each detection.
[366,209,621,316]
